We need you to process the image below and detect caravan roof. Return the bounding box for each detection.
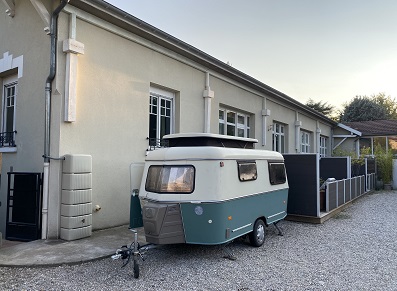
[146,146,283,161]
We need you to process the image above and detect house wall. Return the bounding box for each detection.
[333,126,359,154]
[0,0,52,236]
[0,1,336,238]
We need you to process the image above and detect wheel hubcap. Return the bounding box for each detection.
[256,224,265,242]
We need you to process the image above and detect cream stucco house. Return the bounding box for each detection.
[0,0,359,241]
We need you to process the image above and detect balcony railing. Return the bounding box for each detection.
[147,138,169,151]
[0,131,17,147]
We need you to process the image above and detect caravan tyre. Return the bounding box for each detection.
[249,219,265,247]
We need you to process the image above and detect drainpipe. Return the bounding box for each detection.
[261,98,270,147]
[316,121,321,155]
[294,112,302,153]
[203,72,214,133]
[42,0,69,240]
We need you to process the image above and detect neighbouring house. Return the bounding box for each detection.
[343,120,397,155]
[0,0,361,241]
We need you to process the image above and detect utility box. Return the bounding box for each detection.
[60,154,92,241]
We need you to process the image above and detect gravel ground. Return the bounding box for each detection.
[1,191,396,291]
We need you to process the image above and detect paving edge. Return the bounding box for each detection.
[0,253,114,268]
[286,190,374,224]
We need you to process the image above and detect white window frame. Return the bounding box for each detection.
[149,87,174,147]
[219,108,251,138]
[1,75,18,152]
[320,136,328,157]
[272,122,285,153]
[301,131,311,153]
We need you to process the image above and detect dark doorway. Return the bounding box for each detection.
[6,172,42,241]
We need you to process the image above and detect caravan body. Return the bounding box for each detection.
[139,133,288,246]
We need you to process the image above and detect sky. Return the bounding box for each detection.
[105,0,397,110]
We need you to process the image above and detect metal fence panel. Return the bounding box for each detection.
[337,181,345,207]
[360,176,365,195]
[345,179,351,202]
[351,178,357,199]
[327,182,337,212]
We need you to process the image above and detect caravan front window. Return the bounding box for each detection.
[145,165,195,193]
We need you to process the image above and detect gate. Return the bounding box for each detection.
[6,172,43,241]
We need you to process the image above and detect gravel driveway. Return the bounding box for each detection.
[1,191,396,290]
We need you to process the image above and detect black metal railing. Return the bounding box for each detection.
[0,131,17,147]
[147,138,169,151]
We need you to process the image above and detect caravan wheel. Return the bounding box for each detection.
[249,219,265,247]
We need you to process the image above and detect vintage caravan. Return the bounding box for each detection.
[139,133,289,247]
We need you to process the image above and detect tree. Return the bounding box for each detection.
[375,144,393,184]
[305,98,335,117]
[371,93,397,119]
[339,96,388,122]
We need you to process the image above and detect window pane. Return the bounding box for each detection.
[145,165,195,193]
[219,123,224,134]
[227,111,235,123]
[268,163,286,185]
[238,161,257,181]
[281,136,285,153]
[227,124,235,136]
[219,110,224,121]
[6,107,14,132]
[247,116,250,127]
[238,115,245,125]
[160,116,171,138]
[238,128,244,137]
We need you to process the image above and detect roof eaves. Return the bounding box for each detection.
[337,123,362,136]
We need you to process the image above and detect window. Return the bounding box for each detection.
[320,136,328,157]
[237,161,257,182]
[268,162,286,185]
[301,131,310,153]
[219,108,251,138]
[1,75,17,148]
[272,123,285,153]
[145,165,195,193]
[149,88,174,147]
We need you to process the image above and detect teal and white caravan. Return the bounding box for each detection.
[139,133,288,247]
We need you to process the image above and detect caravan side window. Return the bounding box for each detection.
[145,165,195,193]
[268,162,286,185]
[237,161,257,182]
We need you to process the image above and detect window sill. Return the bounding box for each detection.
[0,147,17,153]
